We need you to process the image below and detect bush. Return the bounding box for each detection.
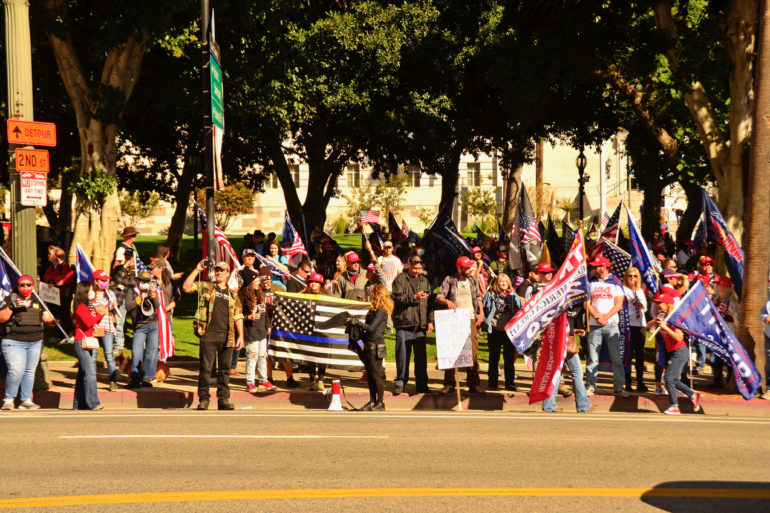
[331,215,349,234]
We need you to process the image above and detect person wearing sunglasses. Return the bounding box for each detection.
[623,267,648,392]
[0,276,56,410]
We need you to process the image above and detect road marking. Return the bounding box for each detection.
[1,487,769,508]
[4,411,770,425]
[59,434,388,440]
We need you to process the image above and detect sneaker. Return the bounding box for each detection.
[247,383,258,394]
[655,387,666,396]
[258,381,277,391]
[371,402,385,411]
[18,400,40,410]
[440,385,455,395]
[614,388,631,398]
[286,376,299,388]
[315,380,325,392]
[692,392,702,413]
[1,399,14,410]
[360,401,375,411]
[586,386,595,397]
[109,382,118,392]
[663,405,681,415]
[229,368,238,376]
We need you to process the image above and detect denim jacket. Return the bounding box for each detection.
[482,291,522,334]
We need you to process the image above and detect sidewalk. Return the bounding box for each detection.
[17,358,770,416]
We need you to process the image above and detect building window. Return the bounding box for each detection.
[289,164,300,187]
[271,172,280,189]
[408,165,421,187]
[466,162,480,187]
[346,164,360,188]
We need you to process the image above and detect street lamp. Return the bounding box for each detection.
[576,149,588,223]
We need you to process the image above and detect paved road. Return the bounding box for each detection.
[1,411,769,512]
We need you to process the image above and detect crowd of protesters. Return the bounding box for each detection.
[1,218,769,413]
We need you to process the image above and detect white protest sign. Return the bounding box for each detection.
[435,308,473,370]
[38,283,60,306]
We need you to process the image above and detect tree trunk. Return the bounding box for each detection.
[438,147,463,213]
[640,176,665,241]
[675,180,702,243]
[269,139,304,230]
[738,0,770,393]
[502,161,523,233]
[166,158,197,260]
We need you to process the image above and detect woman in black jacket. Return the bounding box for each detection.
[347,284,392,411]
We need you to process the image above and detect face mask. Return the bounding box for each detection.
[18,287,33,298]
[138,282,151,291]
[88,290,96,300]
[98,281,109,290]
[416,249,425,256]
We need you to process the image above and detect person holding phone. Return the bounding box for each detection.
[238,269,275,393]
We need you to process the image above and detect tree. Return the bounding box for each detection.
[461,188,498,230]
[345,172,408,223]
[194,181,255,232]
[37,0,190,269]
[120,190,160,227]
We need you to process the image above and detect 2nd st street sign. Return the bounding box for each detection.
[6,119,57,147]
[14,148,50,173]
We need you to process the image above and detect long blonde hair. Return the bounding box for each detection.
[369,284,394,314]
[623,267,642,291]
[491,273,514,294]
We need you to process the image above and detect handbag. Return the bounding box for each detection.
[81,337,99,350]
[566,335,579,356]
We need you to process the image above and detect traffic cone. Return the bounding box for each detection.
[327,379,343,411]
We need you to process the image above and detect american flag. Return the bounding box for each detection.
[601,238,633,278]
[601,211,610,231]
[360,209,381,224]
[267,292,370,367]
[0,253,15,303]
[282,213,308,259]
[520,212,542,244]
[133,255,175,360]
[197,206,243,273]
[601,203,622,242]
[523,354,533,370]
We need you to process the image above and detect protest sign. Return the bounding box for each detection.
[38,283,60,306]
[435,308,473,370]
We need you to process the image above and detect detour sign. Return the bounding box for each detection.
[6,119,57,147]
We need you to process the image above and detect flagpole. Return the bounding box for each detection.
[579,221,590,336]
[0,247,71,342]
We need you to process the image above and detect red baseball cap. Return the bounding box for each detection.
[456,256,474,268]
[308,273,325,284]
[716,276,732,288]
[536,263,556,274]
[699,256,714,265]
[589,256,612,267]
[651,293,676,305]
[471,246,482,253]
[346,252,361,264]
[92,269,110,281]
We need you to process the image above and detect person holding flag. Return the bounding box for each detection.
[124,270,161,389]
[0,276,56,410]
[42,245,74,337]
[585,256,630,397]
[90,270,120,392]
[647,293,701,415]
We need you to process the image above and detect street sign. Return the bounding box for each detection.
[210,51,224,129]
[14,148,49,172]
[19,171,47,207]
[6,119,57,147]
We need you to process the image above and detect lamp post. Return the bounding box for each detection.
[576,148,588,223]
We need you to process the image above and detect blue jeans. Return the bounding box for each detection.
[543,353,591,412]
[664,346,695,406]
[585,324,624,389]
[73,340,100,410]
[114,301,127,352]
[394,329,428,389]
[1,338,42,402]
[131,322,158,381]
[99,332,117,382]
[695,340,707,370]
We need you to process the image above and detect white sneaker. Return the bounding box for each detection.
[1,399,14,410]
[18,400,40,410]
[586,386,595,397]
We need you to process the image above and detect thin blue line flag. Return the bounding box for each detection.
[75,244,95,282]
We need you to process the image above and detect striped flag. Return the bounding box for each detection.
[523,354,533,370]
[75,243,95,282]
[601,203,622,242]
[282,213,308,259]
[0,254,15,303]
[601,238,632,277]
[360,210,381,224]
[157,288,175,359]
[268,291,370,367]
[601,211,610,231]
[197,206,243,274]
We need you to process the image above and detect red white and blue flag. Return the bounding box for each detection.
[282,213,308,259]
[698,188,744,297]
[134,255,175,360]
[360,210,381,224]
[505,230,589,353]
[665,281,759,400]
[601,203,622,242]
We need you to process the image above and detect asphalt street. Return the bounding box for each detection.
[1,411,769,512]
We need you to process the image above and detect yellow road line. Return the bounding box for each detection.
[1,487,769,508]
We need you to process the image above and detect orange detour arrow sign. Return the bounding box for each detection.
[15,148,50,172]
[6,119,57,147]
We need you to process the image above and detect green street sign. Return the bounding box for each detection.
[210,51,224,129]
